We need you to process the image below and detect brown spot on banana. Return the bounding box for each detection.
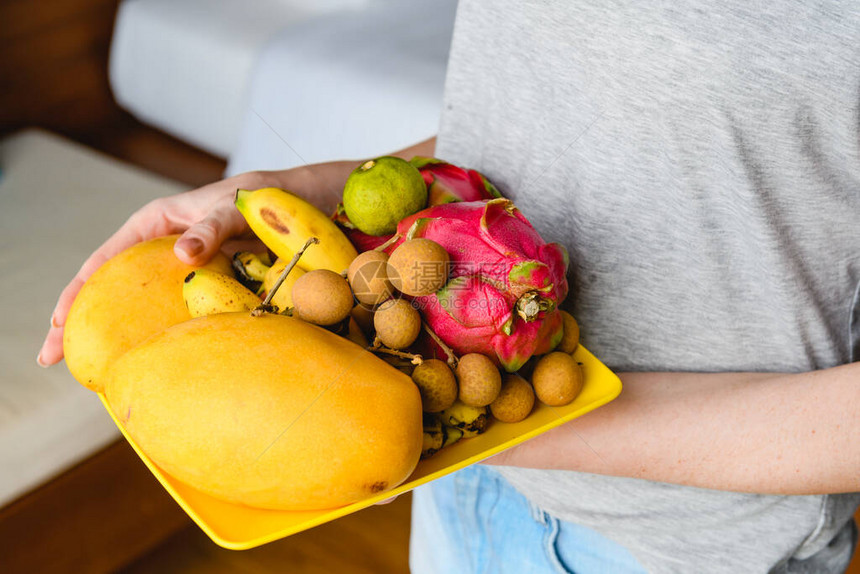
[260,208,290,234]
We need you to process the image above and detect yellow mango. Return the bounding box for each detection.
[63,236,232,392]
[105,312,423,511]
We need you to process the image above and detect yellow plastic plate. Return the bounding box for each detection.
[97,345,620,550]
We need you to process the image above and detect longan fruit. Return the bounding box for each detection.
[557,311,580,354]
[456,353,502,407]
[347,250,394,306]
[411,359,458,412]
[291,269,354,325]
[373,298,421,349]
[531,352,583,406]
[387,238,450,296]
[490,374,536,423]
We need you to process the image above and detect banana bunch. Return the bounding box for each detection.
[232,251,272,294]
[183,251,364,350]
[235,188,358,273]
[440,401,489,438]
[422,415,464,459]
[230,250,310,311]
[421,402,488,459]
[183,269,262,317]
[261,257,306,311]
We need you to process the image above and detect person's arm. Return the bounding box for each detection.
[38,138,436,366]
[485,363,860,495]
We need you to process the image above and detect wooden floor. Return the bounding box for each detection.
[120,496,412,574]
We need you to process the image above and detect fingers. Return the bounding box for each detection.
[175,202,249,266]
[49,221,152,331]
[41,275,89,365]
[37,200,179,367]
[38,323,65,367]
[38,175,257,368]
[38,239,145,366]
[49,277,84,330]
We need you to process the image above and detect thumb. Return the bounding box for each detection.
[175,203,248,265]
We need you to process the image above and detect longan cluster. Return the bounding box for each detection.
[288,237,586,460]
[416,313,585,459]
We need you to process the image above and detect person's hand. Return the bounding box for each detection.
[37,172,257,367]
[38,138,435,368]
[37,166,344,368]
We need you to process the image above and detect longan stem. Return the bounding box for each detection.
[368,342,424,365]
[252,237,319,316]
[422,321,458,367]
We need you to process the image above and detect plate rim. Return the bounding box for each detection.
[97,344,621,550]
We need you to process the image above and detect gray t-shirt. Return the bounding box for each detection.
[435,1,860,572]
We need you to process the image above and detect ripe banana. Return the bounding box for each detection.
[422,414,469,458]
[441,426,464,447]
[450,425,483,440]
[440,401,489,435]
[235,188,357,273]
[422,414,444,459]
[183,269,262,317]
[261,257,306,311]
[232,251,272,294]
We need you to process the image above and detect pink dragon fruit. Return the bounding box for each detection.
[388,198,569,372]
[332,157,501,252]
[409,157,502,205]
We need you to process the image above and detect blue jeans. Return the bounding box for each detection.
[410,465,646,574]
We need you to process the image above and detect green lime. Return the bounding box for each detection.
[342,156,427,236]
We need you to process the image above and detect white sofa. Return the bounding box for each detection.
[109,0,457,171]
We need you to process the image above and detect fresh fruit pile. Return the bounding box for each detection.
[61,155,586,511]
[331,157,585,459]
